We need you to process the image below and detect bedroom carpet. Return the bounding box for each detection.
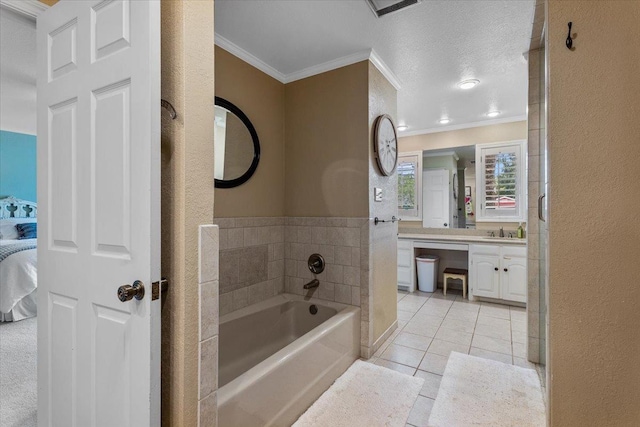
[293,360,424,427]
[0,317,37,427]
[428,352,545,427]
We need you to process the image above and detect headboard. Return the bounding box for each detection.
[0,196,38,219]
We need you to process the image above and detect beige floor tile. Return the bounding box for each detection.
[479,303,511,320]
[476,314,511,329]
[427,339,470,357]
[474,322,512,341]
[469,347,513,364]
[402,322,439,338]
[397,309,415,322]
[449,301,480,313]
[418,353,449,375]
[394,332,433,352]
[511,319,527,332]
[434,327,473,346]
[440,317,475,334]
[422,297,454,308]
[471,334,513,355]
[416,305,449,318]
[397,292,409,302]
[407,396,435,427]
[444,309,478,322]
[398,298,426,313]
[512,341,527,358]
[510,307,527,322]
[380,344,426,368]
[409,313,444,329]
[511,329,527,344]
[374,358,417,376]
[398,320,408,330]
[413,370,442,399]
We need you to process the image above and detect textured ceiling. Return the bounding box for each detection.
[0,8,37,134]
[215,0,535,135]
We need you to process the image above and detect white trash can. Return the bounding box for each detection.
[416,255,439,293]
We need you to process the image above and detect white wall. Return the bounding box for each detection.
[0,8,37,134]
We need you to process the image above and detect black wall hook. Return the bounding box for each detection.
[566,22,573,50]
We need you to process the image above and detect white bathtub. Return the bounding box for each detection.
[218,294,360,427]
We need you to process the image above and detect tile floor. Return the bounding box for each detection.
[364,288,536,427]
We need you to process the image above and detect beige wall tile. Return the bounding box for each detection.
[198,391,217,427]
[199,336,218,399]
[199,225,219,284]
[200,281,219,341]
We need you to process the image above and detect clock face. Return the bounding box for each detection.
[374,115,398,176]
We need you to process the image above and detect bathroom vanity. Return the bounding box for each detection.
[398,234,527,304]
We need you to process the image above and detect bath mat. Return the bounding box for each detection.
[428,352,545,427]
[293,360,423,427]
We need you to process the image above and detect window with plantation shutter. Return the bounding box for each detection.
[476,141,526,221]
[397,152,422,221]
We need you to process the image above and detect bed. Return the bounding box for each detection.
[0,197,38,322]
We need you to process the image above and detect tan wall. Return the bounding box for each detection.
[368,63,398,343]
[160,1,215,426]
[547,1,640,426]
[285,61,370,217]
[214,46,285,217]
[399,121,527,153]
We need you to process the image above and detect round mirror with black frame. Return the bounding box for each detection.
[214,96,260,188]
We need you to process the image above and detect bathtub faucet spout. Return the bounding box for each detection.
[303,279,320,290]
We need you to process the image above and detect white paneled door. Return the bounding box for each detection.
[37,1,161,426]
[422,169,450,228]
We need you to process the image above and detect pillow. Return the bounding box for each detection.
[16,223,37,239]
[0,218,37,240]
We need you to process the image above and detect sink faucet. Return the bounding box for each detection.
[488,231,495,237]
[499,227,504,238]
[303,279,319,290]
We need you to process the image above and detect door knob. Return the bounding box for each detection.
[118,280,145,302]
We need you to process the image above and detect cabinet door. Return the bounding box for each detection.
[471,254,500,298]
[501,256,527,303]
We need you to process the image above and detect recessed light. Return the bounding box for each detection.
[458,79,480,90]
[439,118,451,125]
[486,111,501,118]
[397,125,408,131]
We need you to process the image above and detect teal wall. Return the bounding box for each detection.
[0,131,37,203]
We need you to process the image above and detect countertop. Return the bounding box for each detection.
[398,233,527,245]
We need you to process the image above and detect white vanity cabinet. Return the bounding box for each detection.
[397,239,414,292]
[470,244,527,303]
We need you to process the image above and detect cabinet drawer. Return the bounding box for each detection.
[398,266,411,284]
[397,248,412,268]
[502,246,527,259]
[470,244,500,256]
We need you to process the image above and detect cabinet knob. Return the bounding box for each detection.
[494,267,499,271]
[504,268,508,272]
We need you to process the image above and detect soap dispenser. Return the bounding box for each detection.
[517,223,524,239]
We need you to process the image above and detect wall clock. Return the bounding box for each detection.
[373,114,398,176]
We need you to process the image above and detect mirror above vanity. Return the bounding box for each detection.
[214,97,261,188]
[398,140,526,229]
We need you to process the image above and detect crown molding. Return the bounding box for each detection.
[0,0,48,19]
[369,49,402,90]
[215,33,286,83]
[214,33,402,90]
[399,115,527,137]
[283,49,371,84]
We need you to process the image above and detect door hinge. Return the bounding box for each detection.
[152,278,169,301]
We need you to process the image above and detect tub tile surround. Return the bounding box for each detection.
[198,225,220,427]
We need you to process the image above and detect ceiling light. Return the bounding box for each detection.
[439,118,450,125]
[486,111,501,118]
[458,79,480,90]
[397,125,408,131]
